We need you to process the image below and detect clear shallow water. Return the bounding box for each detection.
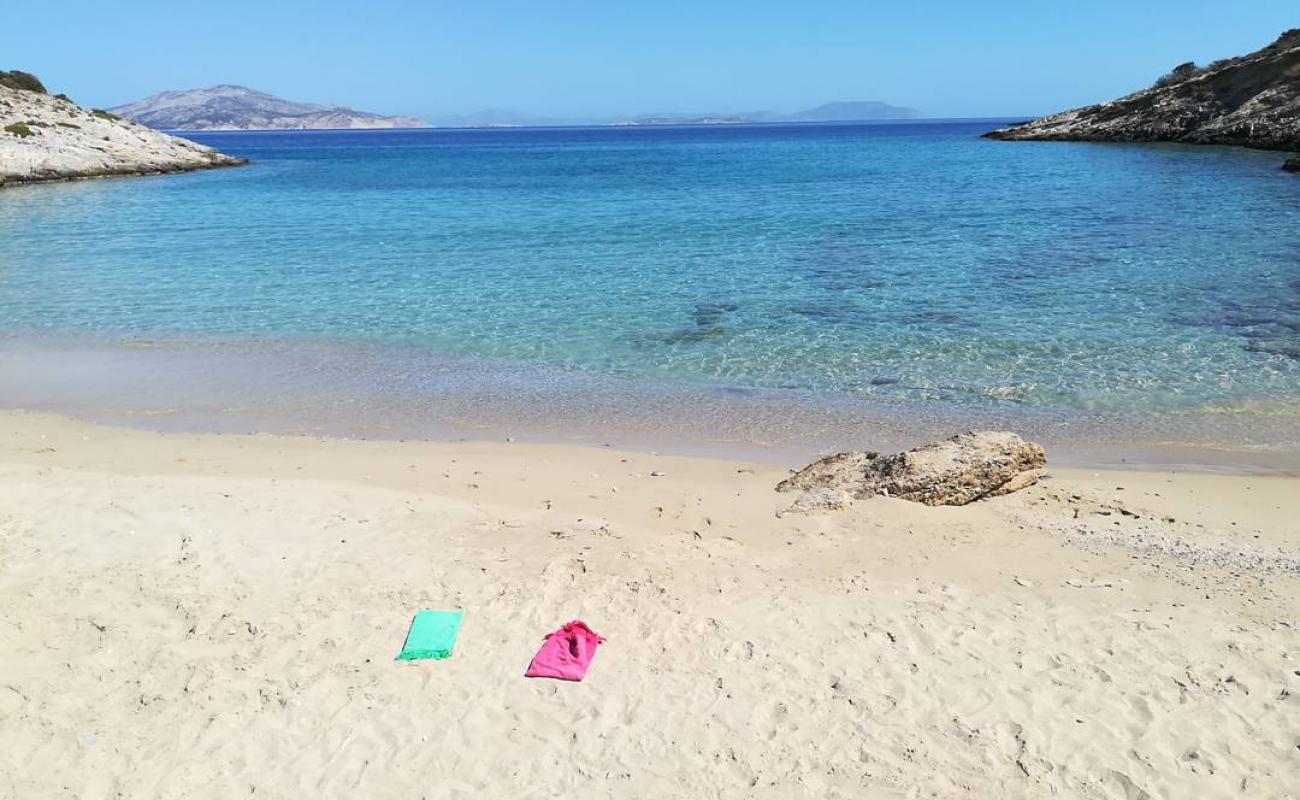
[1,122,1299,435]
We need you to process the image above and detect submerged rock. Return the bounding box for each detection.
[984,30,1300,154]
[778,431,1047,507]
[1284,157,1300,173]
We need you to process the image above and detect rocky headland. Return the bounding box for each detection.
[984,30,1300,168]
[1,71,246,187]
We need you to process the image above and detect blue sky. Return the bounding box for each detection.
[7,1,1296,121]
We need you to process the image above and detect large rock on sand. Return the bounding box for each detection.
[778,431,1046,507]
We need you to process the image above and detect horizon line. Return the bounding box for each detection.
[171,117,1030,134]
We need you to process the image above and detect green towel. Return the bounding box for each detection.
[396,610,464,661]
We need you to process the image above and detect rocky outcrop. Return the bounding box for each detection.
[984,30,1300,160]
[0,70,46,94]
[111,85,429,131]
[778,431,1047,507]
[1,78,245,187]
[777,487,854,516]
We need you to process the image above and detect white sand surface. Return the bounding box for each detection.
[0,412,1295,799]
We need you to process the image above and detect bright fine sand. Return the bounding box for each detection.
[0,411,1296,799]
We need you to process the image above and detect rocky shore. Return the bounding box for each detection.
[984,30,1300,167]
[1,72,245,187]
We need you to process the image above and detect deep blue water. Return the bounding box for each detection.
[2,122,1299,416]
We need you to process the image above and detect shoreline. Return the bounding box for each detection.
[6,401,1298,477]
[1,409,1296,797]
[3,333,1299,475]
[0,157,248,189]
[984,132,1300,164]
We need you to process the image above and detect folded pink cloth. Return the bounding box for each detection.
[525,621,605,681]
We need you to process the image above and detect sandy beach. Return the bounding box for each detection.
[0,410,1296,798]
[7,5,1300,799]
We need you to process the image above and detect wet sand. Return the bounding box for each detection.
[4,334,1300,473]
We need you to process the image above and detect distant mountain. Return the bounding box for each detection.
[112,85,429,131]
[985,29,1300,162]
[784,101,921,122]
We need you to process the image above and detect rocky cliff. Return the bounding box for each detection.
[112,85,428,131]
[1,75,245,187]
[985,30,1300,160]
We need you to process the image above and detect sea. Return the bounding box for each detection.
[2,122,1298,466]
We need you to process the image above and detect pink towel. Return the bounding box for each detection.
[525,621,605,681]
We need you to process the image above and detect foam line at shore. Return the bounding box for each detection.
[2,334,1299,474]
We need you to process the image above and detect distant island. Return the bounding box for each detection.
[0,70,245,187]
[617,116,751,126]
[106,88,919,131]
[624,101,923,126]
[442,101,922,128]
[112,85,430,131]
[985,30,1300,170]
[774,101,924,123]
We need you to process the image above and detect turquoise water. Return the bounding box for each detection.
[2,123,1299,419]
